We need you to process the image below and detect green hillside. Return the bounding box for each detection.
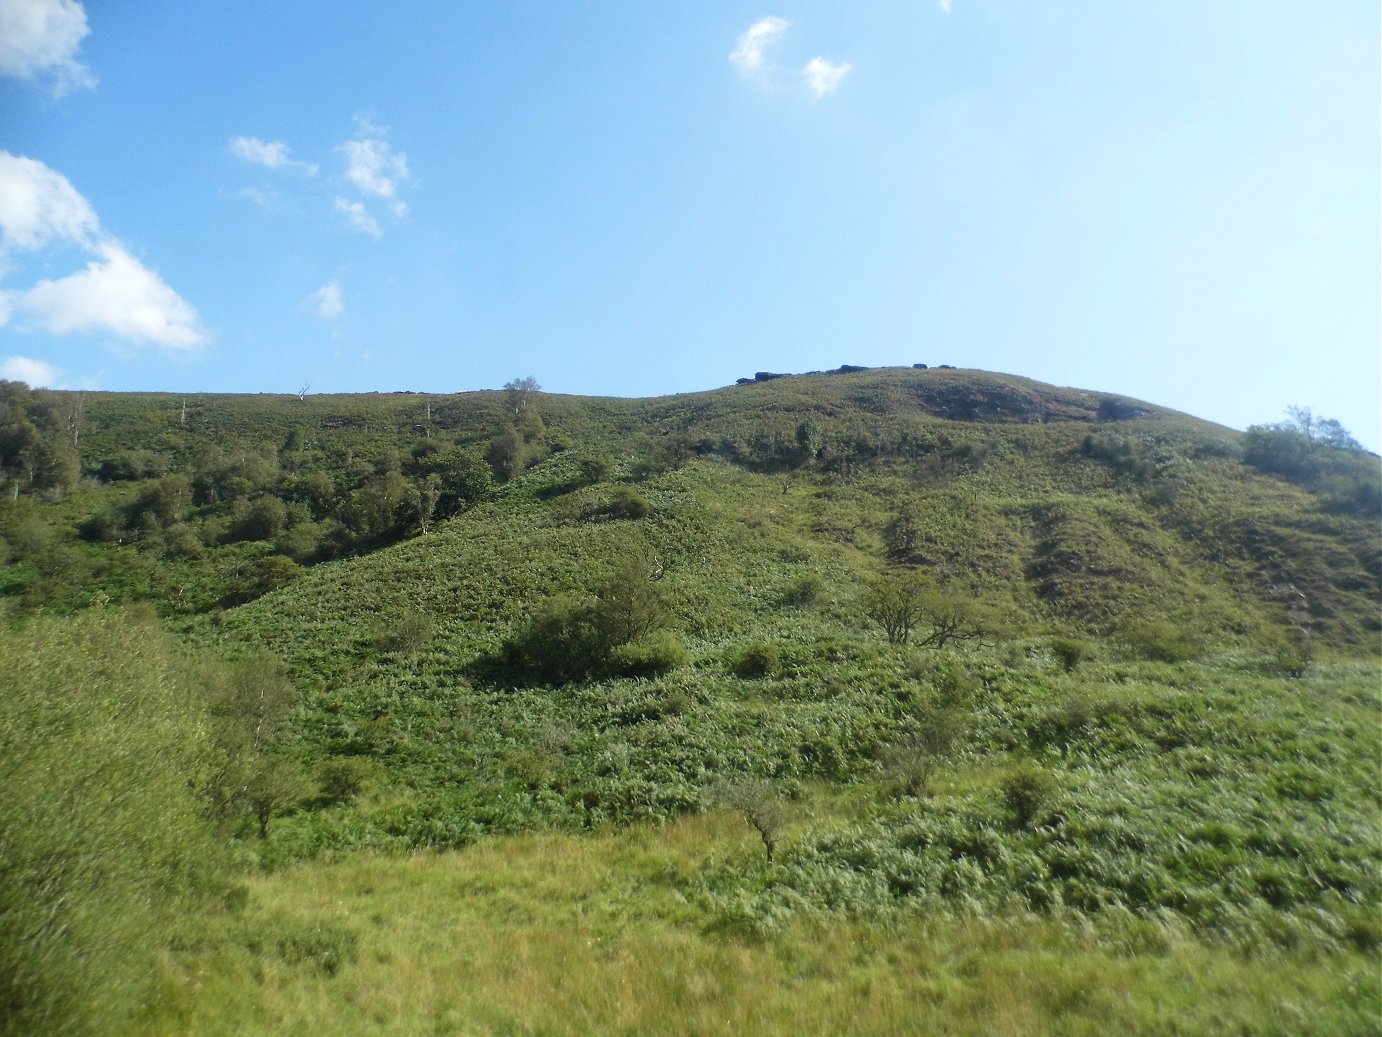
[2,367,1378,1036]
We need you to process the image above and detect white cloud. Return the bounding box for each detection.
[229,136,317,175]
[0,151,99,252]
[0,0,94,94]
[13,242,207,349]
[730,17,789,77]
[236,185,285,212]
[309,280,343,319]
[0,151,207,351]
[0,355,61,387]
[803,57,851,99]
[340,120,410,201]
[334,197,381,237]
[938,0,953,12]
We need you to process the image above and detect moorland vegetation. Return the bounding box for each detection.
[1,367,1378,1035]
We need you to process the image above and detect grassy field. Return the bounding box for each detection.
[149,814,1379,1037]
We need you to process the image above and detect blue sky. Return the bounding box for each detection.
[1,1,1378,449]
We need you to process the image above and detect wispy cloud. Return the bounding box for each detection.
[0,0,94,95]
[334,197,381,238]
[0,151,208,350]
[730,17,790,78]
[229,136,318,175]
[0,355,62,387]
[939,0,953,13]
[309,280,343,319]
[802,57,851,99]
[340,118,410,202]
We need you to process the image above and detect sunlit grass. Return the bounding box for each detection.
[148,814,1380,1037]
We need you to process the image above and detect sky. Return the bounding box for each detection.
[1,1,1378,451]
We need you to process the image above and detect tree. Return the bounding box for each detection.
[503,376,541,421]
[203,655,300,836]
[715,779,788,864]
[862,572,986,648]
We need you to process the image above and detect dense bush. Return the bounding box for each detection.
[0,611,227,1037]
[609,630,690,677]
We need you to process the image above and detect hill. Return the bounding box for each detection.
[1,367,1378,1035]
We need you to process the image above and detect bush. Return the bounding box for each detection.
[1049,636,1089,671]
[1264,628,1313,679]
[609,630,689,677]
[0,611,225,1037]
[730,640,782,678]
[378,611,434,655]
[1002,762,1057,828]
[504,594,605,682]
[316,757,386,806]
[779,572,825,607]
[606,485,653,519]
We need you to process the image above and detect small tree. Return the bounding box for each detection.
[503,376,541,421]
[863,571,925,644]
[716,780,788,864]
[880,708,968,798]
[863,573,987,649]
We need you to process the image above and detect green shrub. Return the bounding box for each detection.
[316,757,386,806]
[606,485,653,519]
[378,611,434,655]
[730,640,782,678]
[779,572,825,607]
[1001,762,1057,828]
[1049,636,1089,671]
[0,611,225,1037]
[1264,628,1314,679]
[609,630,689,677]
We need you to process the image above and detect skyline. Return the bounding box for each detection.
[1,1,1378,450]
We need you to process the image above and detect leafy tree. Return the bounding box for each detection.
[863,572,987,648]
[203,655,301,837]
[503,375,541,421]
[504,548,671,683]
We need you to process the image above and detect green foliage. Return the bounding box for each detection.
[729,639,783,678]
[608,629,690,677]
[378,611,434,655]
[316,756,386,806]
[606,484,653,519]
[1243,407,1379,515]
[0,610,226,1037]
[1122,620,1201,663]
[487,429,526,482]
[715,779,789,863]
[1001,761,1058,827]
[862,572,988,648]
[1049,636,1089,671]
[505,551,673,682]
